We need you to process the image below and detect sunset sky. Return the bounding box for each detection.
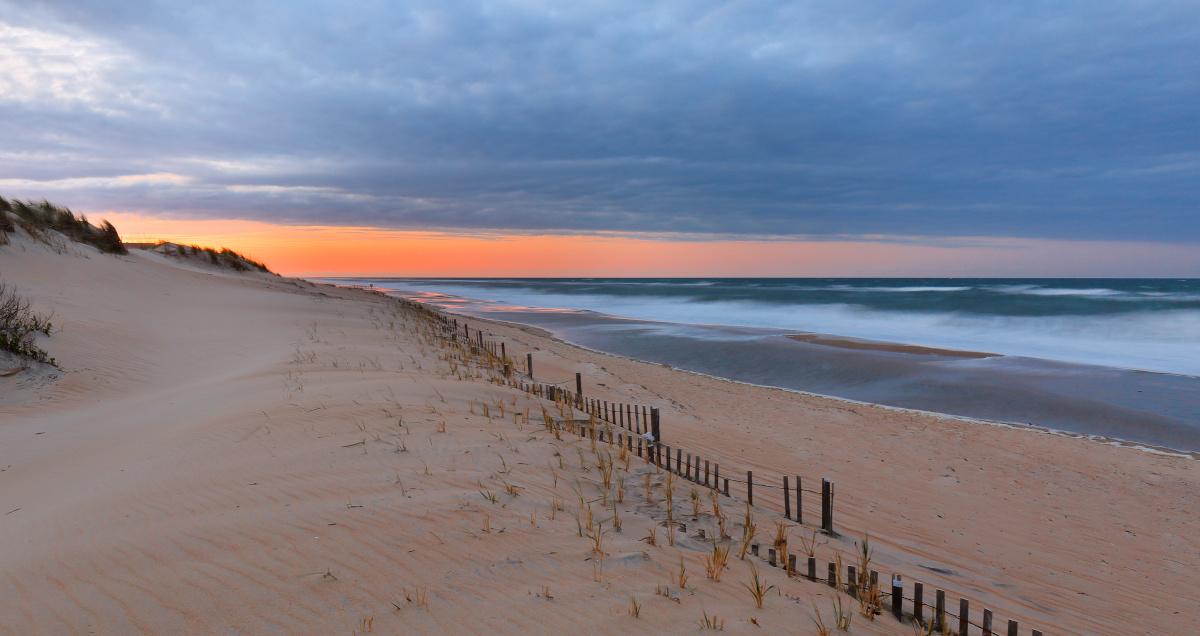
[2,1,1198,276]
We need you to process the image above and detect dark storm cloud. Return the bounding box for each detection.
[1,1,1197,240]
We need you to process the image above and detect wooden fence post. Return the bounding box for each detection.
[501,342,505,360]
[982,609,993,636]
[575,373,582,399]
[676,448,682,475]
[704,460,710,486]
[650,407,661,446]
[914,582,924,624]
[723,478,729,497]
[713,464,720,491]
[784,476,791,520]
[847,565,858,598]
[821,478,834,534]
[795,475,802,524]
[527,353,533,379]
[959,598,969,636]
[1007,619,1018,636]
[827,562,836,587]
[808,557,817,581]
[891,575,903,619]
[747,471,754,505]
[935,590,945,632]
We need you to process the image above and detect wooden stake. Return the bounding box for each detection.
[959,598,969,636]
[982,609,993,636]
[783,476,791,520]
[914,582,924,624]
[891,575,903,619]
[747,470,754,505]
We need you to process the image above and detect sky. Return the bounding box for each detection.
[1,1,1198,276]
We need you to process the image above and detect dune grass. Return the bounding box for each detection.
[0,195,125,254]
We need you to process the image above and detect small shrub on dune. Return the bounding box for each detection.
[0,281,55,364]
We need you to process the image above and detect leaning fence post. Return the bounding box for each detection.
[783,476,791,520]
[891,574,903,619]
[747,471,754,505]
[959,598,969,636]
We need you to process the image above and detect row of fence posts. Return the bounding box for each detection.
[436,315,1039,636]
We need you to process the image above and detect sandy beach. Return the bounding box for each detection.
[2,237,1197,635]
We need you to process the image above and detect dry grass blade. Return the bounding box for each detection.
[741,564,775,609]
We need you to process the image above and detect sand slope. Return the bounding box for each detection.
[1,236,1195,635]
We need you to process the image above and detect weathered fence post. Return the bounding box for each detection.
[747,471,754,505]
[575,372,582,399]
[821,478,834,534]
[959,598,969,636]
[713,464,720,491]
[935,590,945,632]
[891,575,903,619]
[826,562,836,587]
[914,582,924,624]
[704,460,710,486]
[650,407,661,446]
[847,565,858,598]
[982,609,993,636]
[723,478,729,497]
[783,476,791,520]
[795,475,802,524]
[768,548,776,568]
[676,448,682,475]
[1007,619,1018,636]
[527,353,533,379]
[501,342,506,360]
[808,557,817,581]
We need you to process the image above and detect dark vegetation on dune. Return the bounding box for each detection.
[0,282,55,365]
[0,195,126,254]
[135,241,274,274]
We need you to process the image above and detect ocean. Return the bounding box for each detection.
[325,277,1200,451]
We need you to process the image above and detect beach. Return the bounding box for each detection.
[2,239,1197,634]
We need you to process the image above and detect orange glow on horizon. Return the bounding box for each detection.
[101,212,1200,278]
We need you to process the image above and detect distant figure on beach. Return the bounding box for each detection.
[641,430,655,449]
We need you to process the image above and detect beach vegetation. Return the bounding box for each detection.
[0,195,126,254]
[0,281,55,364]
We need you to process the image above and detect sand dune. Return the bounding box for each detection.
[1,236,1196,634]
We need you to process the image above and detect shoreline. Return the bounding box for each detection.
[412,299,1200,461]
[367,285,1200,453]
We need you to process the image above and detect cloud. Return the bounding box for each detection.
[0,0,1197,243]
